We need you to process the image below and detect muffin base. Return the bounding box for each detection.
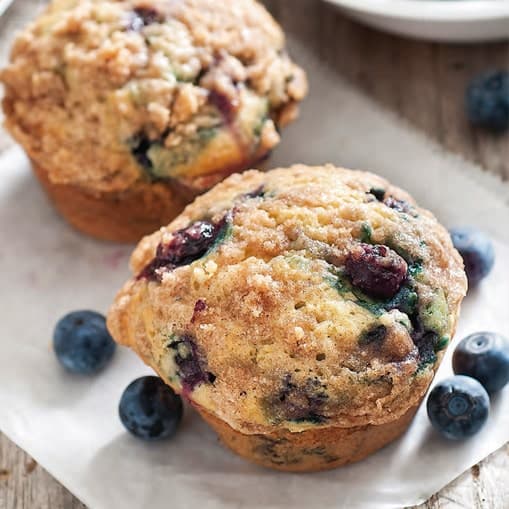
[196,405,419,472]
[32,162,194,243]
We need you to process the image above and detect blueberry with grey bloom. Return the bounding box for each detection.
[453,332,509,394]
[449,227,495,287]
[119,376,183,441]
[53,310,116,374]
[466,70,509,132]
[427,375,489,440]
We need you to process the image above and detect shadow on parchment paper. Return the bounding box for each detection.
[83,405,402,509]
[82,407,273,508]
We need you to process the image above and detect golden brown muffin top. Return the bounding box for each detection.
[1,0,306,192]
[107,165,467,434]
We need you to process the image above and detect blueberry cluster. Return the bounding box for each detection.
[53,310,184,441]
[427,332,509,440]
[426,228,504,440]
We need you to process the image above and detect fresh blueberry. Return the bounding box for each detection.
[427,375,489,440]
[53,311,116,375]
[119,376,183,441]
[449,227,495,286]
[466,70,509,132]
[453,332,509,394]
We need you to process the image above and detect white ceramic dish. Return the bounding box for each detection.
[0,0,13,17]
[324,0,509,42]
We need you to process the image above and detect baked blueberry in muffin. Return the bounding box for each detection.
[0,0,307,242]
[107,165,467,471]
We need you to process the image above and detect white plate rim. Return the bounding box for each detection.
[0,0,13,17]
[324,0,509,22]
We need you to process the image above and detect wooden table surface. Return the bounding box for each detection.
[0,1,508,508]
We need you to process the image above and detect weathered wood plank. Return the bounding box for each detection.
[265,0,509,181]
[0,433,86,509]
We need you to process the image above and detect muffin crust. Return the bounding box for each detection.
[108,165,467,435]
[1,0,307,193]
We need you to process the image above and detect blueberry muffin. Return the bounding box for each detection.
[0,0,306,242]
[107,165,467,471]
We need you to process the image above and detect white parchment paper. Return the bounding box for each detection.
[0,37,509,509]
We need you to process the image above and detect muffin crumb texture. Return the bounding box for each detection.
[1,0,307,193]
[108,165,467,436]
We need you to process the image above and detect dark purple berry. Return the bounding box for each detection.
[345,244,408,299]
[384,197,414,215]
[412,329,439,366]
[427,375,489,440]
[270,375,328,424]
[119,376,183,441]
[466,70,509,132]
[449,227,495,287]
[208,89,238,124]
[138,216,228,281]
[359,325,387,346]
[53,310,116,375]
[191,299,207,323]
[158,222,216,263]
[131,134,153,170]
[385,286,418,315]
[128,7,163,31]
[169,335,215,392]
[368,187,386,201]
[241,185,265,200]
[453,332,509,394]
